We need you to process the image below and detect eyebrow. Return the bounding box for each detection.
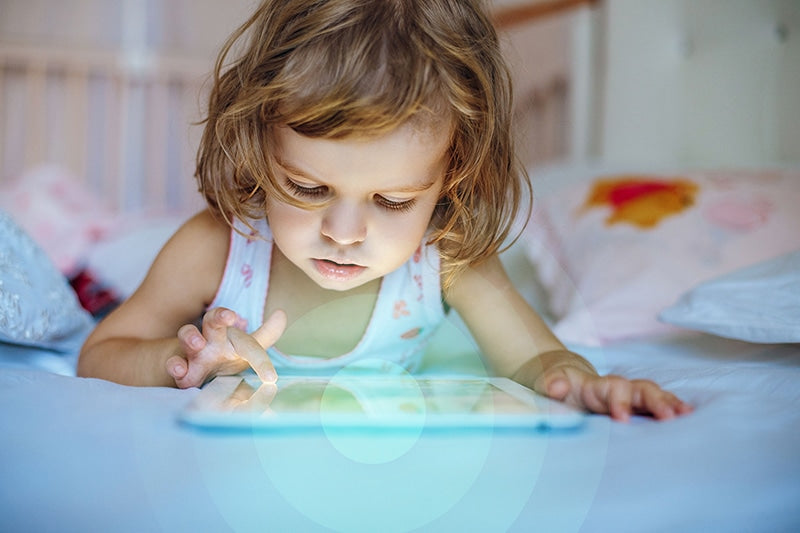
[275,159,439,193]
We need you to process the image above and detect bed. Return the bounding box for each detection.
[1,1,799,532]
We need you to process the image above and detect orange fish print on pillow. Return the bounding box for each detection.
[582,175,699,228]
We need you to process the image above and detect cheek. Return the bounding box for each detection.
[266,201,317,239]
[376,201,437,245]
[410,192,441,231]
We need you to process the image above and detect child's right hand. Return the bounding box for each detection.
[166,307,287,389]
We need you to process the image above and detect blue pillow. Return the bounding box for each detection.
[659,250,800,344]
[0,210,93,353]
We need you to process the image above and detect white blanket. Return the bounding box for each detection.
[1,331,798,532]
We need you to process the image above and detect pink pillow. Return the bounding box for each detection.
[0,165,116,274]
[523,168,800,346]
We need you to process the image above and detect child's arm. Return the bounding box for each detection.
[78,211,284,388]
[445,254,692,421]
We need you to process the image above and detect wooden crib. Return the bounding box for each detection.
[0,0,591,214]
[0,42,209,212]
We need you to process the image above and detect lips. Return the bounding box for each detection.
[312,258,366,282]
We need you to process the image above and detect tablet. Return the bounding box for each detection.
[179,375,585,431]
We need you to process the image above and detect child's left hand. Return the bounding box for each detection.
[535,365,694,422]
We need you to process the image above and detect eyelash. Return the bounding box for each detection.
[285,179,327,199]
[376,196,416,212]
[284,179,417,213]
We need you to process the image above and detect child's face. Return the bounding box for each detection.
[266,122,449,291]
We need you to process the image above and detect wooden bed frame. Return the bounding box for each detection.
[0,43,209,212]
[0,1,592,214]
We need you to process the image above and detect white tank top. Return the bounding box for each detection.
[209,218,445,374]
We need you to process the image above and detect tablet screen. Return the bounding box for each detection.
[231,377,530,414]
[181,375,584,430]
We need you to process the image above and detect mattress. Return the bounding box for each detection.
[1,329,798,532]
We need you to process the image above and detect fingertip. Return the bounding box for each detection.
[219,308,234,324]
[213,307,242,328]
[267,308,288,328]
[177,325,202,349]
[256,360,278,384]
[166,357,187,379]
[261,359,278,384]
[612,403,631,423]
[614,411,631,423]
[254,367,278,385]
[546,377,570,400]
[189,335,204,350]
[656,406,676,420]
[660,397,693,419]
[253,311,288,348]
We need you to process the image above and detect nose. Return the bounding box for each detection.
[320,200,367,245]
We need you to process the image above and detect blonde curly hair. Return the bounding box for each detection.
[196,0,530,286]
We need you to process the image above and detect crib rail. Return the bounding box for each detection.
[0,42,208,213]
[493,0,596,28]
[0,1,578,214]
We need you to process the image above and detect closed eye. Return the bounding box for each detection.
[285,179,328,199]
[375,195,417,212]
[285,177,416,212]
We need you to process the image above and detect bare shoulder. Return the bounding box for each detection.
[167,209,230,249]
[144,209,230,302]
[162,209,231,255]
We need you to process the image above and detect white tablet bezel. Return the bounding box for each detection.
[179,375,585,431]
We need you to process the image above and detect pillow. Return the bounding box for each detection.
[523,167,800,345]
[659,250,800,343]
[0,210,94,353]
[0,165,116,275]
[84,214,189,299]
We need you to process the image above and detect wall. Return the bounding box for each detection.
[594,0,800,167]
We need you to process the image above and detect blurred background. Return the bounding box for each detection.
[0,0,798,213]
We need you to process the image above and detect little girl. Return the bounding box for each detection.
[78,0,692,422]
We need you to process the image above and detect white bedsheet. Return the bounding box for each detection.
[1,332,798,532]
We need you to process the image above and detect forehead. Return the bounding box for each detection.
[274,121,451,189]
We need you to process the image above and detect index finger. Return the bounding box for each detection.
[227,327,278,383]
